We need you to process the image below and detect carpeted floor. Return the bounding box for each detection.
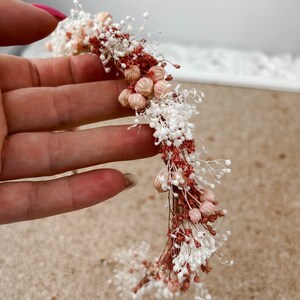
[0,83,299,300]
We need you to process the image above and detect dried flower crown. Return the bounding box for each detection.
[48,1,232,299]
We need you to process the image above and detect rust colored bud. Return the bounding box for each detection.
[165,74,173,81]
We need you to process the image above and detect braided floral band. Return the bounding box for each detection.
[48,1,231,299]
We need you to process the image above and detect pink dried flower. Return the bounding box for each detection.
[135,77,154,96]
[154,80,172,98]
[200,201,215,215]
[153,168,169,193]
[95,12,112,25]
[188,208,202,223]
[128,93,147,110]
[45,41,52,52]
[118,89,132,108]
[200,189,215,202]
[124,65,141,83]
[148,66,166,83]
[167,279,180,293]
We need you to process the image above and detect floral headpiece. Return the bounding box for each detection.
[48,1,231,299]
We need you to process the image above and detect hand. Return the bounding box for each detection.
[0,1,157,224]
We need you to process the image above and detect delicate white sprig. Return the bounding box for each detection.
[146,92,199,147]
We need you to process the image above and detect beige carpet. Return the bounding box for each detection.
[0,83,299,300]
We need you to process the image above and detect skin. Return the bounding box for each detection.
[0,0,158,224]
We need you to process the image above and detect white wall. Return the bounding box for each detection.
[16,1,300,91]
[25,0,300,55]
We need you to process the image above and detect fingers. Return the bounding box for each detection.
[0,169,130,224]
[0,54,119,93]
[0,125,157,180]
[0,0,61,46]
[4,80,130,133]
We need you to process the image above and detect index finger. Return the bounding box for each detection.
[0,169,129,224]
[0,54,118,92]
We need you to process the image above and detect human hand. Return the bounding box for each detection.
[0,1,157,224]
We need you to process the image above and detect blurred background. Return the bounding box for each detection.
[2,0,300,92]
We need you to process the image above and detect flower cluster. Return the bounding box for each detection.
[48,1,231,299]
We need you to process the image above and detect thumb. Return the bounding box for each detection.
[0,0,66,46]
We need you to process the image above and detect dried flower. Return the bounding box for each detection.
[124,65,141,83]
[153,168,169,193]
[70,37,84,54]
[188,208,202,223]
[118,89,132,107]
[200,189,215,202]
[45,41,53,51]
[95,12,112,25]
[200,201,215,215]
[167,280,179,293]
[135,77,154,96]
[128,93,147,110]
[148,66,166,83]
[154,80,172,98]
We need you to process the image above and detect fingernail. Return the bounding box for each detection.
[123,173,137,190]
[32,4,67,21]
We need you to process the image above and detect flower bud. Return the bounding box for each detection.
[128,93,147,110]
[45,41,53,52]
[70,38,84,54]
[95,12,112,25]
[194,274,200,283]
[118,89,132,107]
[153,168,169,193]
[200,189,215,202]
[188,208,202,223]
[167,280,179,293]
[78,27,86,39]
[200,201,215,215]
[86,19,94,28]
[154,80,172,98]
[124,65,141,83]
[148,66,166,83]
[135,77,154,97]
